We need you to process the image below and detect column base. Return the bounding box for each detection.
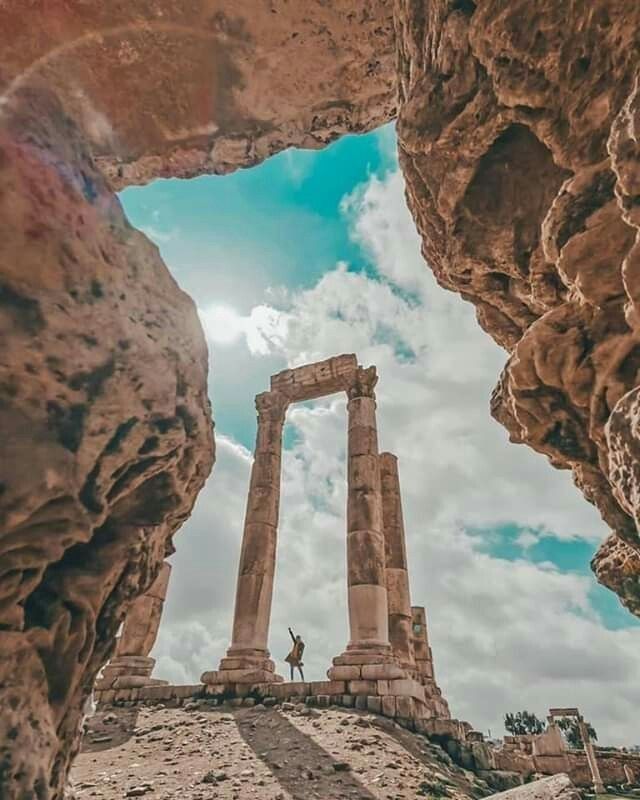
[327,643,402,681]
[201,648,284,689]
[326,647,450,720]
[95,655,167,690]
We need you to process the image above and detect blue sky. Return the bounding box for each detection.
[122,125,396,448]
[467,523,638,631]
[120,125,640,744]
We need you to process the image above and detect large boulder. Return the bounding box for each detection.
[486,774,581,800]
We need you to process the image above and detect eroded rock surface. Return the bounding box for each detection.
[0,0,396,187]
[3,1,640,797]
[0,4,399,796]
[486,774,580,800]
[0,87,213,798]
[395,0,640,610]
[70,704,490,800]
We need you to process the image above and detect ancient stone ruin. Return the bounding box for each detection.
[2,1,640,797]
[196,354,451,721]
[95,562,171,692]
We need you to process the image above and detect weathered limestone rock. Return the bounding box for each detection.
[344,366,390,654]
[203,390,288,687]
[395,0,640,613]
[592,533,640,617]
[380,452,415,670]
[96,561,171,689]
[485,774,580,800]
[0,88,213,799]
[0,5,398,793]
[411,606,451,720]
[0,1,396,188]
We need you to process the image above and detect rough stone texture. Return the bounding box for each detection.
[71,704,493,800]
[0,88,213,798]
[395,0,640,612]
[96,562,172,690]
[0,1,396,188]
[485,775,580,800]
[380,452,415,670]
[591,533,640,616]
[411,606,451,719]
[0,2,398,791]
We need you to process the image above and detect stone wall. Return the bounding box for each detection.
[493,744,640,788]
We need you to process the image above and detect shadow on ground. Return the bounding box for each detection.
[236,708,379,799]
[81,706,141,753]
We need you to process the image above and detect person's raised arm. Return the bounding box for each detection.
[288,627,296,643]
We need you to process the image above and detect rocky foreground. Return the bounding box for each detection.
[71,704,496,800]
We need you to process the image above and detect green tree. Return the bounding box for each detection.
[557,717,597,749]
[504,711,545,736]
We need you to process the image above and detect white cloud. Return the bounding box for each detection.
[199,303,289,356]
[152,167,640,748]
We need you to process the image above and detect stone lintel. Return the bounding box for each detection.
[270,354,358,402]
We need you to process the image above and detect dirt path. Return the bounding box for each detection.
[71,704,492,800]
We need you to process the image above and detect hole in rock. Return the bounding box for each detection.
[108,123,638,750]
[50,103,640,796]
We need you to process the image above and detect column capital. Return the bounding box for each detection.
[347,365,378,400]
[255,390,288,423]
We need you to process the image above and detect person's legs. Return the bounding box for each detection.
[289,664,294,681]
[298,666,305,681]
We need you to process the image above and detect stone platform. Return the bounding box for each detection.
[95,678,458,734]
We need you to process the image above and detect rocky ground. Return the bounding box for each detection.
[70,704,493,800]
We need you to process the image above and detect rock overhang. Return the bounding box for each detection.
[0,0,398,188]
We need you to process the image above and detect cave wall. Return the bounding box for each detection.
[0,0,396,187]
[0,3,397,796]
[3,0,640,796]
[394,0,640,615]
[0,86,214,797]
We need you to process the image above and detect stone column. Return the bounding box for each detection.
[329,366,400,679]
[380,452,415,671]
[203,390,288,687]
[96,562,172,690]
[345,367,389,652]
[578,718,605,794]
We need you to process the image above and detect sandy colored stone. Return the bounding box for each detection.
[486,774,580,800]
[271,353,359,402]
[116,561,171,658]
[361,663,406,680]
[0,3,396,188]
[70,704,491,800]
[380,452,415,669]
[0,87,213,799]
[395,0,640,615]
[327,664,362,681]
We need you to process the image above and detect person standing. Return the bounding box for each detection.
[285,627,305,681]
